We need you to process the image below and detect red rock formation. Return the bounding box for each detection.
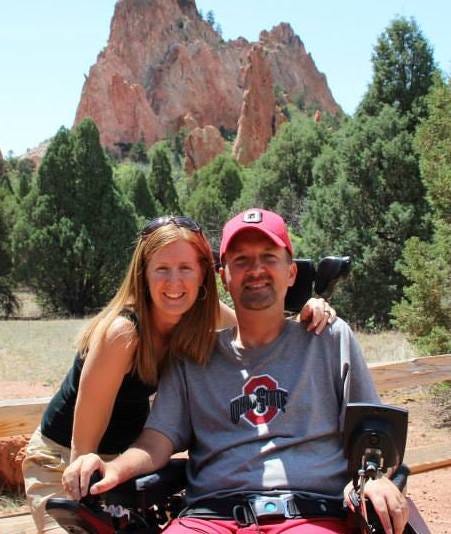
[75,0,340,151]
[21,140,51,168]
[181,112,199,132]
[259,23,340,114]
[0,436,28,491]
[233,46,275,165]
[184,125,225,174]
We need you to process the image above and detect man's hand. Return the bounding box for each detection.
[298,297,336,334]
[345,478,409,534]
[62,453,121,499]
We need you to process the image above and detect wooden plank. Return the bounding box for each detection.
[0,397,50,438]
[369,354,451,392]
[405,442,451,475]
[3,355,446,438]
[0,512,36,534]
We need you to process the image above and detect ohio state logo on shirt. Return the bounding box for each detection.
[230,374,288,427]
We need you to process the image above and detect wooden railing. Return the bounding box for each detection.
[0,397,50,437]
[1,354,450,468]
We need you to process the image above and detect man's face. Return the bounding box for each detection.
[220,229,297,312]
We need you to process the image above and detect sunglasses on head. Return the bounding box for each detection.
[139,216,203,237]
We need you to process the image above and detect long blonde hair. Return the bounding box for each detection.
[77,223,219,385]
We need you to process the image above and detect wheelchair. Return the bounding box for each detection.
[45,256,430,533]
[46,401,429,533]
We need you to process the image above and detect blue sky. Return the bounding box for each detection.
[0,0,449,156]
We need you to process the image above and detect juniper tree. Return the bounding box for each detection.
[12,119,136,315]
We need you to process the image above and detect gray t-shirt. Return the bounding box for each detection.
[146,318,379,503]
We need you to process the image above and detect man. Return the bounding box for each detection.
[64,208,408,533]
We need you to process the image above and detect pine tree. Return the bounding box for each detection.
[299,18,436,327]
[392,77,451,353]
[148,145,180,214]
[0,203,18,317]
[183,154,243,246]
[12,119,136,315]
[236,117,331,231]
[301,105,430,326]
[359,17,435,122]
[115,164,158,220]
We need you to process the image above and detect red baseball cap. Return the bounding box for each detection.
[220,208,294,260]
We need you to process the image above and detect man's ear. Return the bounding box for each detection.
[219,267,229,292]
[287,260,297,288]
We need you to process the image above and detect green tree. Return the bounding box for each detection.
[392,77,451,353]
[128,141,149,164]
[148,145,180,213]
[299,18,436,327]
[236,117,331,231]
[12,120,136,315]
[301,105,429,326]
[115,164,158,220]
[0,203,18,317]
[183,155,243,241]
[206,10,215,27]
[359,17,435,122]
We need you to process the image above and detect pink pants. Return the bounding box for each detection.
[163,517,349,534]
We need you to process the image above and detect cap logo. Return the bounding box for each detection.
[242,210,262,223]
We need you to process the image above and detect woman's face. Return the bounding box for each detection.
[145,239,204,326]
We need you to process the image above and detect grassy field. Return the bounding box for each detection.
[356,329,418,363]
[0,318,418,385]
[0,318,88,385]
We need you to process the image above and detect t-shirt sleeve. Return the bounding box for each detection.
[347,331,380,403]
[144,360,192,452]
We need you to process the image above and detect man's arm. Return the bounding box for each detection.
[341,323,408,534]
[62,429,174,500]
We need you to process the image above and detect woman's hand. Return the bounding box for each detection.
[62,453,115,500]
[298,297,336,334]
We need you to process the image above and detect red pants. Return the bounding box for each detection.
[163,517,348,534]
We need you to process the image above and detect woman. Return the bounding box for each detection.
[23,215,334,533]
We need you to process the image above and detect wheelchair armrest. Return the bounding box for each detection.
[343,403,408,484]
[134,458,187,494]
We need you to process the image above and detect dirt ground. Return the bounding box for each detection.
[1,381,450,533]
[379,386,451,534]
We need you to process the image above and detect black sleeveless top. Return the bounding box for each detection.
[41,311,155,454]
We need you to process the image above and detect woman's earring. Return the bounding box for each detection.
[198,285,207,301]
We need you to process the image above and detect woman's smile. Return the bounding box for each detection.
[146,239,204,322]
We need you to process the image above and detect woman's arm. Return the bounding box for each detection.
[218,300,237,329]
[70,317,138,463]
